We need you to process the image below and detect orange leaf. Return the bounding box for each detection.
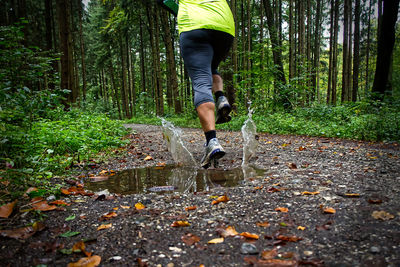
[72,240,86,253]
[208,237,224,244]
[185,206,197,211]
[50,200,70,206]
[61,188,71,195]
[276,235,303,242]
[113,207,119,210]
[256,221,270,227]
[135,203,145,210]
[254,186,263,190]
[181,233,200,246]
[345,193,360,197]
[301,191,320,195]
[97,223,112,231]
[0,200,17,218]
[171,221,190,227]
[323,207,336,214]
[32,201,57,211]
[218,226,239,237]
[297,226,306,231]
[298,146,307,151]
[240,232,259,239]
[261,249,278,260]
[120,205,131,209]
[211,195,229,205]
[100,211,117,220]
[275,207,289,213]
[67,255,101,267]
[144,155,153,161]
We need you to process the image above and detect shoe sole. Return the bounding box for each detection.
[201,149,226,169]
[216,105,232,124]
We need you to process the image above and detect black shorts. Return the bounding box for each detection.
[180,29,234,108]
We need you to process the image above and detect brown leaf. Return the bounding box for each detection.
[100,211,117,220]
[217,226,239,237]
[244,257,298,267]
[276,235,303,242]
[266,187,281,193]
[371,210,395,221]
[211,195,229,205]
[97,223,112,231]
[288,163,297,169]
[0,221,45,240]
[171,221,190,227]
[275,207,289,213]
[0,200,17,218]
[67,255,101,267]
[261,249,278,260]
[50,200,70,206]
[32,201,57,211]
[72,240,91,256]
[240,232,259,239]
[344,193,360,197]
[185,206,197,211]
[181,233,200,246]
[368,198,383,204]
[256,221,270,227]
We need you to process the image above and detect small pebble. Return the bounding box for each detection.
[304,251,313,256]
[167,263,174,267]
[240,243,259,255]
[169,247,182,253]
[370,246,380,253]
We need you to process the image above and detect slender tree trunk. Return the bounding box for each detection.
[289,0,295,80]
[347,0,353,102]
[262,0,288,107]
[306,0,312,103]
[352,0,361,102]
[342,0,350,103]
[372,0,400,97]
[327,0,334,104]
[313,0,321,103]
[108,47,121,119]
[78,0,87,101]
[119,36,130,118]
[332,0,339,105]
[365,0,372,94]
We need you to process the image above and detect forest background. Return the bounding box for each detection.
[0,0,399,193]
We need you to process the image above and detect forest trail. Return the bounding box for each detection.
[1,124,400,266]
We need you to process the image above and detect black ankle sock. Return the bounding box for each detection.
[215,91,224,100]
[205,130,216,145]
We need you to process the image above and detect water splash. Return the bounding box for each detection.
[161,118,197,166]
[241,108,258,166]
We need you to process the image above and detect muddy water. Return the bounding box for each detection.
[86,165,265,195]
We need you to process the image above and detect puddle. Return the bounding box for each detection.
[86,165,265,195]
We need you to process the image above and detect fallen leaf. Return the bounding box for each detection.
[185,206,197,211]
[211,195,229,205]
[301,191,320,195]
[32,201,57,211]
[0,200,17,218]
[59,231,81,238]
[50,200,70,206]
[61,188,71,195]
[297,226,306,231]
[372,210,395,220]
[72,241,86,253]
[368,198,383,204]
[256,221,270,227]
[298,146,306,151]
[97,223,112,230]
[144,155,153,161]
[67,255,101,267]
[113,207,119,210]
[288,163,297,169]
[244,257,298,266]
[217,226,239,237]
[100,211,117,220]
[276,235,303,242]
[0,221,45,240]
[261,248,278,260]
[181,233,200,246]
[267,187,281,193]
[323,207,336,214]
[120,205,131,209]
[135,203,145,210]
[240,232,259,239]
[155,162,166,169]
[208,237,224,244]
[254,186,263,190]
[275,207,289,213]
[345,193,360,197]
[171,221,190,227]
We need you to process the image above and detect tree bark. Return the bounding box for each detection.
[372,0,400,97]
[352,0,361,102]
[341,0,350,103]
[312,0,321,103]
[78,0,87,101]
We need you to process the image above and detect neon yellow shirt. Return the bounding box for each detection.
[177,0,235,37]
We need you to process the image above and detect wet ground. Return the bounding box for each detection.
[1,124,400,266]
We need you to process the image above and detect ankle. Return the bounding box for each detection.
[205,130,216,145]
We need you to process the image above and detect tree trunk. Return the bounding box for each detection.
[312,0,321,103]
[78,0,87,101]
[341,0,350,103]
[119,36,130,118]
[289,0,295,80]
[327,0,334,104]
[352,0,361,102]
[262,0,288,108]
[365,0,372,94]
[372,0,400,97]
[108,47,121,120]
[332,0,339,105]
[56,0,75,108]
